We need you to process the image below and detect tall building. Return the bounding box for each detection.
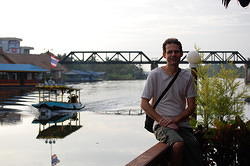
[0,37,34,54]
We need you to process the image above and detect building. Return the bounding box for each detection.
[63,70,105,83]
[0,37,34,54]
[0,50,66,86]
[0,64,48,87]
[0,37,67,86]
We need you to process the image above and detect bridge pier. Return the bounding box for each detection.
[151,62,158,70]
[245,63,250,84]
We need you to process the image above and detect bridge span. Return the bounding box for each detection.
[60,50,249,64]
[59,50,250,84]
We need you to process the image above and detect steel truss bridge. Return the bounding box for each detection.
[59,51,250,65]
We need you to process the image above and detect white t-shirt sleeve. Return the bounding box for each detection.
[141,72,154,100]
[186,74,197,98]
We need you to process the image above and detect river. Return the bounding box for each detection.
[0,80,249,166]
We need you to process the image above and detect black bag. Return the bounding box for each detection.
[144,68,181,133]
[144,114,154,133]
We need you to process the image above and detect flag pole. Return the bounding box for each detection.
[50,143,52,166]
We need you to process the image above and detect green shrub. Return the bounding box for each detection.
[196,64,247,129]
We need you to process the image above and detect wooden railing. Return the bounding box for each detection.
[125,142,170,166]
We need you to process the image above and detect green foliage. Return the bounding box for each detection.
[196,64,248,129]
[57,53,146,80]
[205,64,245,78]
[192,47,250,165]
[63,63,146,80]
[192,45,245,78]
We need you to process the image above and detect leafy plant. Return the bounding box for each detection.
[192,53,249,165]
[195,64,247,129]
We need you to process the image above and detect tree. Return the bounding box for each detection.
[203,64,245,78]
[222,0,250,8]
[196,64,248,129]
[63,60,146,80]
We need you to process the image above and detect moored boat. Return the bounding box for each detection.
[32,85,85,113]
[32,101,83,110]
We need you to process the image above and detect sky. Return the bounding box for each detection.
[1,0,250,62]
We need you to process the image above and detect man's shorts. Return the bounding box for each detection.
[154,125,195,146]
[154,125,203,165]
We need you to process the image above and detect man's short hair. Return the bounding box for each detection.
[162,38,183,54]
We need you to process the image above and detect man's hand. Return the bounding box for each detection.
[158,117,179,130]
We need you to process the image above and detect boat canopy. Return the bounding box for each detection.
[36,85,81,103]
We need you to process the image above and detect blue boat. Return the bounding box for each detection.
[32,101,84,110]
[32,85,85,113]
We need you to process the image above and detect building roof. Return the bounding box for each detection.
[0,51,66,71]
[0,64,48,72]
[0,37,22,41]
[20,46,34,50]
[64,70,105,76]
[64,70,92,75]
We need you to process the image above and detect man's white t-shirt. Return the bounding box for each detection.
[141,67,197,128]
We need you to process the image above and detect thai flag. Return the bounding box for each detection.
[51,154,60,166]
[51,55,59,68]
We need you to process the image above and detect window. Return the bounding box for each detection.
[8,72,17,80]
[0,72,8,79]
[23,49,29,54]
[27,73,32,80]
[8,40,20,52]
[8,40,19,47]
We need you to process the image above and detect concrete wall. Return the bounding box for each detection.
[0,39,20,54]
[0,38,33,54]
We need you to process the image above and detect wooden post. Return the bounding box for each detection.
[39,89,41,102]
[151,62,158,71]
[191,67,198,120]
[245,63,250,84]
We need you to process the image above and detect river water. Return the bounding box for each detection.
[0,80,249,166]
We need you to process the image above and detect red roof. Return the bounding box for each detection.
[0,51,66,71]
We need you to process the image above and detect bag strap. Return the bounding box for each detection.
[153,68,181,109]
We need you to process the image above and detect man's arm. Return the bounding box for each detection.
[172,97,196,124]
[141,98,162,122]
[141,97,179,128]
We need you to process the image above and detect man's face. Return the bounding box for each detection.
[163,43,183,66]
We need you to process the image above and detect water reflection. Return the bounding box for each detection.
[0,108,22,125]
[0,88,36,108]
[33,111,82,139]
[0,88,37,125]
[0,88,34,100]
[32,111,82,165]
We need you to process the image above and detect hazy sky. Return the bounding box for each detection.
[1,0,250,60]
